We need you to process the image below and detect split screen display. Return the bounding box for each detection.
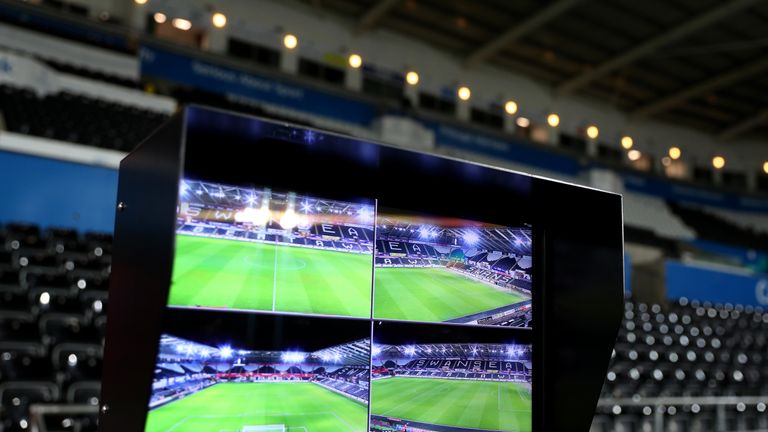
[145,179,533,432]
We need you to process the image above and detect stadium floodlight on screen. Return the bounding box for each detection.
[100,106,624,432]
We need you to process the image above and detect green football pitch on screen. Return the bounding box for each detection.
[145,382,367,432]
[168,235,373,318]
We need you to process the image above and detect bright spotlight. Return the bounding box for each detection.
[283,34,298,50]
[280,209,299,230]
[516,117,530,128]
[218,345,233,359]
[504,100,518,115]
[628,150,641,161]
[547,113,560,127]
[371,345,382,357]
[764,161,768,174]
[134,0,148,4]
[621,136,633,149]
[586,125,599,139]
[712,156,725,170]
[457,86,471,101]
[153,12,167,23]
[235,207,272,225]
[668,147,681,160]
[348,54,362,69]
[39,292,50,305]
[67,353,78,366]
[281,351,306,363]
[405,71,419,85]
[404,346,416,356]
[357,206,373,223]
[463,231,480,245]
[211,12,227,28]
[172,18,192,31]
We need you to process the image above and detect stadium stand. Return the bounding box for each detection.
[593,298,768,432]
[0,223,109,432]
[669,202,768,252]
[0,85,167,151]
[623,192,696,240]
[148,336,371,410]
[1,2,768,431]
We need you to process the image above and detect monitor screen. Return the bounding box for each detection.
[145,177,534,432]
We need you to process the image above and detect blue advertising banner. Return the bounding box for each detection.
[666,260,768,307]
[0,151,117,233]
[425,121,582,176]
[139,46,378,126]
[625,174,768,213]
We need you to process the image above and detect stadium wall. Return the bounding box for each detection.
[665,260,768,307]
[0,149,117,232]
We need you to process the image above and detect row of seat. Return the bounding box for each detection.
[0,85,167,152]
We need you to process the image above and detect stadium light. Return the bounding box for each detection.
[463,231,480,245]
[627,150,641,161]
[67,354,78,367]
[547,113,560,128]
[668,146,681,160]
[348,54,363,69]
[211,12,227,28]
[153,12,166,24]
[404,346,416,356]
[300,201,312,213]
[357,206,373,223]
[218,345,233,359]
[457,86,471,101]
[172,18,192,31]
[246,194,257,206]
[283,34,298,50]
[762,161,768,175]
[586,125,599,140]
[134,0,148,4]
[282,351,306,363]
[371,345,382,357]
[621,136,633,150]
[419,227,431,239]
[515,117,530,128]
[712,155,726,170]
[280,209,299,230]
[504,100,518,115]
[405,71,419,86]
[39,291,50,305]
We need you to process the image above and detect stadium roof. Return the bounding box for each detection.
[302,0,768,140]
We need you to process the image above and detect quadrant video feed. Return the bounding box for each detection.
[370,321,532,432]
[145,311,371,432]
[170,179,375,318]
[373,210,532,328]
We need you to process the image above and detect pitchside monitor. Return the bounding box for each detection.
[101,106,624,432]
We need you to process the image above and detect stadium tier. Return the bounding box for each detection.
[0,84,167,151]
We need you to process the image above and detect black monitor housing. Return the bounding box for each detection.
[99,106,624,431]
